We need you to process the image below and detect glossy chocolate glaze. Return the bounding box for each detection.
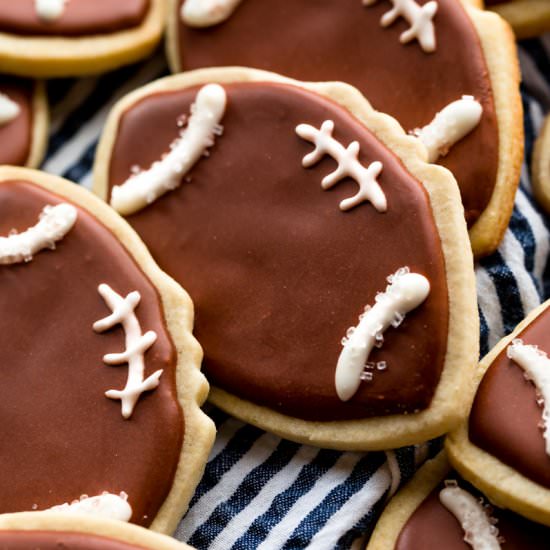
[107,82,449,421]
[177,0,499,227]
[0,77,34,166]
[0,531,148,550]
[469,309,550,488]
[0,0,149,37]
[396,474,549,549]
[0,181,182,526]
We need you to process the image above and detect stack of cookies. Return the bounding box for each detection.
[0,1,550,548]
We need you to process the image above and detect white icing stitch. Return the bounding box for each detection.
[414,96,483,162]
[47,492,132,522]
[181,0,243,27]
[35,0,68,22]
[110,83,226,216]
[0,203,77,265]
[93,284,161,419]
[439,484,501,550]
[363,0,438,53]
[296,120,386,213]
[0,93,20,126]
[335,267,430,401]
[507,339,550,456]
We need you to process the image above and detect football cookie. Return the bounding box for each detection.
[0,0,165,77]
[0,166,215,534]
[485,0,550,39]
[367,452,549,549]
[532,114,550,214]
[93,67,478,450]
[0,76,47,167]
[168,0,523,258]
[446,298,550,526]
[0,513,194,549]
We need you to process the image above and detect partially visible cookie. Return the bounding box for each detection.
[532,114,550,214]
[0,166,215,534]
[93,67,478,451]
[447,299,550,526]
[0,513,194,549]
[367,452,549,549]
[0,76,47,167]
[0,1,165,77]
[486,0,550,39]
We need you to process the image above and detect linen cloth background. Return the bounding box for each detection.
[41,33,550,549]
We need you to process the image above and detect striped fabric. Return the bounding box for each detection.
[42,33,550,550]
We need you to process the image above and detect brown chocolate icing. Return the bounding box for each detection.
[396,474,549,549]
[469,310,550,488]
[177,0,499,227]
[0,0,149,37]
[107,81,449,421]
[0,77,34,166]
[0,531,148,550]
[0,180,182,526]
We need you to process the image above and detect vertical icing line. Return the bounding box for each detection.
[414,96,483,162]
[0,203,77,265]
[181,0,244,27]
[439,482,501,549]
[0,93,20,126]
[45,492,132,522]
[93,284,162,419]
[363,0,438,53]
[110,83,227,216]
[35,0,68,22]
[296,120,387,212]
[335,267,430,401]
[507,339,550,456]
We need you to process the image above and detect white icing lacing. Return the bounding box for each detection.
[414,96,483,163]
[296,120,386,213]
[507,339,550,456]
[439,483,501,550]
[110,83,226,216]
[46,492,132,522]
[93,284,161,419]
[0,93,20,126]
[363,0,438,53]
[0,203,77,265]
[181,0,243,27]
[35,0,68,22]
[335,267,430,401]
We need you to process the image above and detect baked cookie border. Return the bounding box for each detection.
[0,512,193,549]
[446,299,550,526]
[93,67,477,451]
[0,166,215,534]
[487,0,550,39]
[532,114,550,214]
[165,1,523,259]
[366,452,451,550]
[0,0,165,78]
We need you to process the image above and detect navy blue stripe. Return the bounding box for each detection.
[394,446,416,486]
[479,306,489,359]
[207,406,231,428]
[62,139,98,183]
[479,251,524,335]
[281,453,387,550]
[230,449,341,550]
[188,439,301,549]
[522,88,538,171]
[46,77,77,107]
[189,424,265,507]
[520,39,550,91]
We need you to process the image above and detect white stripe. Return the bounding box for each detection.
[305,464,391,550]
[49,77,99,135]
[207,417,245,463]
[177,431,281,542]
[529,98,546,134]
[499,228,541,318]
[476,265,504,350]
[257,452,364,550]
[43,56,166,177]
[208,445,319,550]
[384,451,400,500]
[79,171,93,190]
[516,189,550,288]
